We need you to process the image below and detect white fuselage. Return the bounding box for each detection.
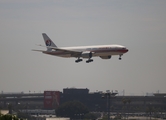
[44,44,128,58]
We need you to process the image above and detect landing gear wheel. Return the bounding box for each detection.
[86,59,93,63]
[75,59,83,63]
[119,57,122,60]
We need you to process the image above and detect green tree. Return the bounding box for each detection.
[0,114,19,120]
[56,101,89,119]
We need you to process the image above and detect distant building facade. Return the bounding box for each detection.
[44,91,60,109]
[0,88,166,113]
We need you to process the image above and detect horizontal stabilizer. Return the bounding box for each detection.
[32,49,45,52]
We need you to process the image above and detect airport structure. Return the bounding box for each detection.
[0,88,166,114]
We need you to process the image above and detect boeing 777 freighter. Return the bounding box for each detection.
[33,33,128,63]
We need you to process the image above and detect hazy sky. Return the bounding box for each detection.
[0,0,166,95]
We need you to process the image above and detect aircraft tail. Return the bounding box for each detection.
[42,33,57,51]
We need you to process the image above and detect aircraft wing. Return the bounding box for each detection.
[34,45,82,57]
[47,46,82,57]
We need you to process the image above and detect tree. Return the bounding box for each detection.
[0,114,19,120]
[56,101,89,119]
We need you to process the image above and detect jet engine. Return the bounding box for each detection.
[100,56,111,59]
[81,51,93,58]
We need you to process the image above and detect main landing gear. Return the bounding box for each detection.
[75,58,83,63]
[75,58,94,63]
[86,59,93,63]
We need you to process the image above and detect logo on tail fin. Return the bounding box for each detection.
[46,40,51,46]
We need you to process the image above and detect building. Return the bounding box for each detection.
[0,88,166,113]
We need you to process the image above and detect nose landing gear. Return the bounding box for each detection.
[119,54,123,60]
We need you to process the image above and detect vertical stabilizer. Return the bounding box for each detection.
[42,33,57,51]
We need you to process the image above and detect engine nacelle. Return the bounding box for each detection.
[81,51,93,58]
[100,56,111,59]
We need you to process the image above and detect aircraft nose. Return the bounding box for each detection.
[123,48,128,53]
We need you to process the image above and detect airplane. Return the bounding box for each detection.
[33,33,128,63]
